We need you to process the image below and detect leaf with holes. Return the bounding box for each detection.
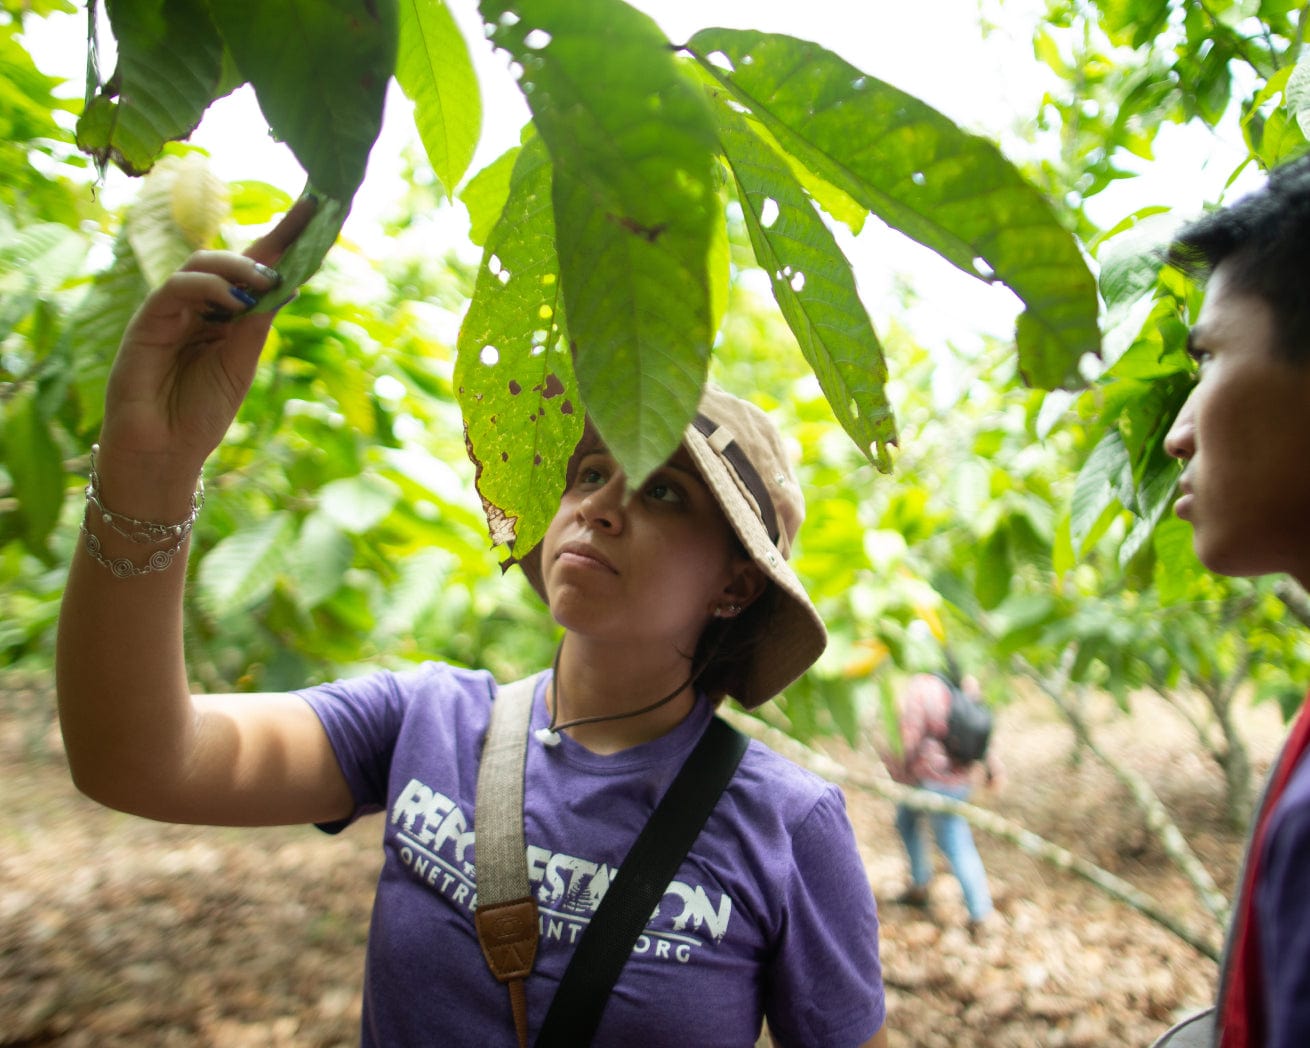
[709,85,895,470]
[456,134,581,560]
[688,28,1100,391]
[481,0,720,487]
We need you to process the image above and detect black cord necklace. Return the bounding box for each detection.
[536,637,710,746]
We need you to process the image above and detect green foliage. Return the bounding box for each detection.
[77,0,225,177]
[706,81,895,470]
[687,28,1100,392]
[396,0,481,198]
[9,0,1304,754]
[60,0,1098,556]
[455,134,578,560]
[77,0,397,306]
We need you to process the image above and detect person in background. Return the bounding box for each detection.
[880,668,1004,935]
[53,201,888,1048]
[1150,151,1310,1048]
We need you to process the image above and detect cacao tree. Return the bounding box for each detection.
[58,0,1098,569]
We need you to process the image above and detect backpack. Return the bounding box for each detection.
[936,674,993,764]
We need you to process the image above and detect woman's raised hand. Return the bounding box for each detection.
[99,197,317,485]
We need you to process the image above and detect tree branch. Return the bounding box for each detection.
[722,708,1223,962]
[1275,578,1310,630]
[1013,657,1230,926]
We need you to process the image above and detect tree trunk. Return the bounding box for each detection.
[1197,645,1254,830]
[1218,703,1253,830]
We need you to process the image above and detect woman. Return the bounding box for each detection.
[56,203,888,1047]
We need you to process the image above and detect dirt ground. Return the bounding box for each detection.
[1,676,1286,1047]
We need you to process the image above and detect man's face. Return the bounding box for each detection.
[1164,265,1310,586]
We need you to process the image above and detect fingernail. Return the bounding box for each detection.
[229,285,258,309]
[252,263,282,286]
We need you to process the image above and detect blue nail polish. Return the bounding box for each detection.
[229,286,258,309]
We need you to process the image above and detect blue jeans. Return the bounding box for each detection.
[895,782,993,921]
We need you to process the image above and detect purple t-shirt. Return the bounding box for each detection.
[300,662,885,1048]
[1257,745,1310,1048]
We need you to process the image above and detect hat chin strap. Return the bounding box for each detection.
[535,633,722,746]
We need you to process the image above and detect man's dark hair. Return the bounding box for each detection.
[1168,150,1310,361]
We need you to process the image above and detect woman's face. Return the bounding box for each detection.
[1164,265,1310,586]
[539,438,759,651]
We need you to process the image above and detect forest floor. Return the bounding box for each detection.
[1,675,1287,1047]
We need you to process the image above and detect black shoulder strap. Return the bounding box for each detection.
[534,716,749,1047]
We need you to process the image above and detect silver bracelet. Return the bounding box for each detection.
[80,443,204,578]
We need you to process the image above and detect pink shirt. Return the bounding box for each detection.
[884,674,1002,789]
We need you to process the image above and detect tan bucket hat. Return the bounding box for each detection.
[512,384,828,708]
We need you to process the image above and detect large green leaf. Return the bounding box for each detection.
[0,222,88,297]
[196,510,296,617]
[396,0,481,197]
[59,234,151,436]
[78,0,223,176]
[2,392,64,552]
[208,0,397,203]
[687,29,1100,391]
[286,510,354,612]
[1070,429,1132,555]
[1119,440,1179,567]
[481,0,720,487]
[708,87,895,470]
[455,134,581,560]
[318,473,400,533]
[1289,57,1310,139]
[460,143,520,248]
[249,188,351,314]
[1153,515,1202,605]
[124,153,229,287]
[976,528,1013,611]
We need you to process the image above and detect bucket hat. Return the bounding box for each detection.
[511,384,827,708]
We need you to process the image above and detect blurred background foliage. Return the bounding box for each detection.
[1,0,1309,836]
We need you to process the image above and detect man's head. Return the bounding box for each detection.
[1164,153,1310,586]
[1168,152,1310,363]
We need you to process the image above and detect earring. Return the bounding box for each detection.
[716,603,742,618]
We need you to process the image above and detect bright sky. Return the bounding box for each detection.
[21,2,1255,362]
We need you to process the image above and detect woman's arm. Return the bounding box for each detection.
[56,200,353,827]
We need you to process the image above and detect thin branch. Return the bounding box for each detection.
[1275,578,1310,630]
[722,708,1222,962]
[1014,658,1230,926]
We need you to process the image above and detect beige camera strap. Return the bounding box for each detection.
[474,673,749,1047]
[473,673,543,1048]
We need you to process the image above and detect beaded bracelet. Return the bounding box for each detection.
[80,443,205,578]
